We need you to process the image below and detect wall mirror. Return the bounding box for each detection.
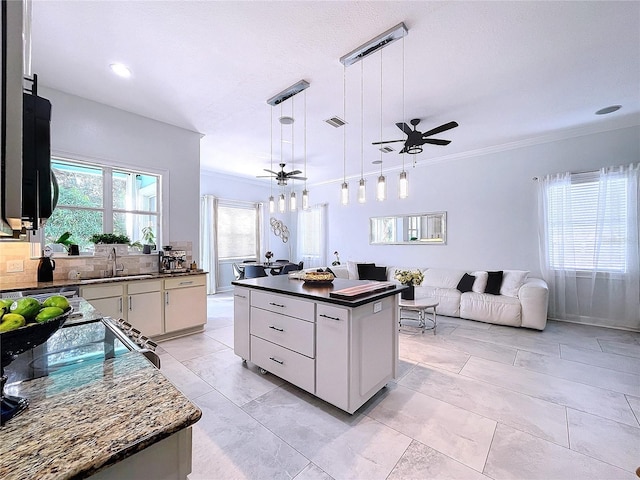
[369,212,447,245]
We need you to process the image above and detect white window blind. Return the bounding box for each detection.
[217,204,258,259]
[546,171,627,272]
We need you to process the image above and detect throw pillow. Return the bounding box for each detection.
[325,267,336,276]
[500,270,529,297]
[347,260,369,279]
[358,263,385,281]
[456,273,475,293]
[485,271,504,295]
[472,271,488,293]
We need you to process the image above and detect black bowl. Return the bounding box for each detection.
[1,309,72,368]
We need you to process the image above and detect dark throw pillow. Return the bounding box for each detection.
[456,273,476,293]
[356,263,376,279]
[358,264,387,281]
[485,271,504,295]
[325,267,336,276]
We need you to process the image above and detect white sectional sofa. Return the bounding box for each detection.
[321,263,549,330]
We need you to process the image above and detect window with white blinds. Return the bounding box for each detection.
[217,203,259,260]
[546,171,627,272]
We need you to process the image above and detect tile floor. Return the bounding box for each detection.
[156,293,640,480]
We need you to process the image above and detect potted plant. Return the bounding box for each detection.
[54,231,79,256]
[394,269,424,300]
[89,233,132,257]
[141,226,156,254]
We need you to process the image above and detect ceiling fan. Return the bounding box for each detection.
[372,118,459,154]
[257,163,307,186]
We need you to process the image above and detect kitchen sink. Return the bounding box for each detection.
[80,274,154,284]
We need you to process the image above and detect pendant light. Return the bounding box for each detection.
[341,64,349,205]
[289,95,297,212]
[357,60,366,204]
[398,35,409,199]
[278,102,286,213]
[376,49,386,202]
[302,89,309,210]
[268,105,275,213]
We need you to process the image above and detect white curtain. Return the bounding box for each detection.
[200,195,218,294]
[296,204,327,269]
[537,163,639,330]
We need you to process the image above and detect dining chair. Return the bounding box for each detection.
[244,265,267,278]
[242,259,256,263]
[232,263,244,280]
[275,259,289,263]
[279,264,300,275]
[298,261,304,270]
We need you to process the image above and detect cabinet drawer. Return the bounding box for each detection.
[128,280,161,295]
[164,275,206,290]
[251,290,315,322]
[251,308,315,358]
[81,284,124,300]
[250,336,315,394]
[317,303,349,323]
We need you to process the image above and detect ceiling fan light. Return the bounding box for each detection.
[341,182,349,205]
[302,189,309,210]
[278,193,286,213]
[268,195,275,214]
[399,171,409,199]
[407,145,423,155]
[376,175,386,201]
[358,178,366,204]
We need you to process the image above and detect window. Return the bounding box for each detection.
[216,202,260,260]
[545,171,628,272]
[45,158,160,252]
[297,204,327,268]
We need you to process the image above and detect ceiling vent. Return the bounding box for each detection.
[325,116,347,128]
[379,146,395,153]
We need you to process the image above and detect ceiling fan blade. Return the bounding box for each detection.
[288,176,308,181]
[421,121,459,138]
[286,170,302,176]
[395,122,413,135]
[263,169,279,175]
[256,175,275,178]
[372,139,405,145]
[422,138,451,146]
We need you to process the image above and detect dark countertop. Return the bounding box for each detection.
[0,270,207,294]
[0,298,202,480]
[232,276,404,307]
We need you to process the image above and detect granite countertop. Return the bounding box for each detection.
[232,275,404,307]
[0,270,207,294]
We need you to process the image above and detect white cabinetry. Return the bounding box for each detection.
[164,276,207,333]
[235,286,399,414]
[81,284,125,320]
[127,280,163,336]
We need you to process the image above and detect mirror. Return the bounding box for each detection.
[370,212,447,245]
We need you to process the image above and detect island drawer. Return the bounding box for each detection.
[164,275,206,290]
[250,307,315,358]
[251,290,314,322]
[127,280,162,295]
[251,336,315,394]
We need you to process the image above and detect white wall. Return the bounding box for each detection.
[311,125,640,278]
[41,87,202,259]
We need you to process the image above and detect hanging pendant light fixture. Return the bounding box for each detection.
[289,95,297,212]
[376,48,386,202]
[302,89,309,210]
[341,64,349,205]
[398,35,409,199]
[357,60,366,204]
[268,105,275,213]
[279,102,286,213]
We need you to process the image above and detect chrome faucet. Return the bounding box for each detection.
[107,247,125,277]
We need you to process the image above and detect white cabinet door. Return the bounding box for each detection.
[86,296,124,320]
[315,304,349,410]
[128,291,163,336]
[233,287,250,360]
[164,285,207,333]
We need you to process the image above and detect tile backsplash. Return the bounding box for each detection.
[0,241,193,288]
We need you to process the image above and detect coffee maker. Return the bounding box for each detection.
[159,249,187,273]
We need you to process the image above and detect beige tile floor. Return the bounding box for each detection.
[157,293,640,480]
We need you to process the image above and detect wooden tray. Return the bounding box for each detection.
[329,282,396,299]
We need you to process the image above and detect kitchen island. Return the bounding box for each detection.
[0,300,201,480]
[232,275,404,414]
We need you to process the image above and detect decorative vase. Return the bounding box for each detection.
[401,284,415,300]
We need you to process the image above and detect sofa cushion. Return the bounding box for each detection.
[485,271,504,295]
[328,264,350,279]
[471,271,488,293]
[460,292,521,327]
[416,286,461,317]
[347,261,374,279]
[358,264,387,281]
[421,268,466,289]
[456,273,475,293]
[500,270,529,297]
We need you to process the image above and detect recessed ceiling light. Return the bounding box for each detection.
[110,63,131,78]
[595,105,621,115]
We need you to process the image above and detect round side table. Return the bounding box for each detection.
[399,297,439,334]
